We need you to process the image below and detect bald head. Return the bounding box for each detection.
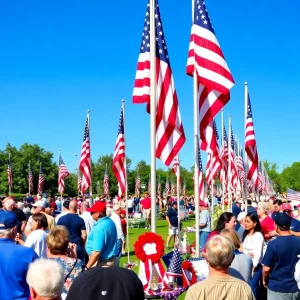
[80,201,89,213]
[4,199,15,211]
[69,200,78,212]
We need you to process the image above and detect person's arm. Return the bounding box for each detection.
[24,216,32,237]
[86,251,101,269]
[81,230,87,244]
[262,265,271,288]
[165,216,172,229]
[251,232,264,268]
[21,220,27,233]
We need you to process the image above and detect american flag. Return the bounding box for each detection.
[103,165,109,195]
[58,155,69,194]
[182,180,186,196]
[197,141,205,201]
[112,106,126,199]
[157,177,161,196]
[38,163,44,195]
[165,178,170,195]
[29,162,34,193]
[287,188,300,201]
[245,93,258,186]
[237,149,245,184]
[228,124,238,190]
[77,172,82,194]
[135,173,141,196]
[187,0,234,151]
[132,0,186,167]
[148,176,151,194]
[171,178,175,195]
[257,161,263,192]
[172,156,180,178]
[79,116,92,194]
[7,157,12,189]
[166,248,183,277]
[220,125,229,187]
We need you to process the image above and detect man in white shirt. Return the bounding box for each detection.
[110,203,124,265]
[80,201,95,235]
[55,200,70,223]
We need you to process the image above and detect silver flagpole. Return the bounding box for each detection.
[28,160,31,195]
[59,149,62,200]
[150,0,157,233]
[8,152,11,196]
[221,110,225,212]
[177,155,181,244]
[228,115,232,212]
[87,110,92,197]
[244,82,249,214]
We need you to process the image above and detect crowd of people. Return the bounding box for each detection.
[1,192,300,299]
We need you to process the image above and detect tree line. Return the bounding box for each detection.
[0,143,297,197]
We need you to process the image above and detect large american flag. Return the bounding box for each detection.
[287,188,300,201]
[29,162,34,193]
[135,173,141,196]
[7,157,12,189]
[187,0,234,150]
[103,165,109,195]
[132,0,186,166]
[58,155,69,194]
[112,106,126,199]
[79,116,92,194]
[38,163,44,195]
[245,93,258,185]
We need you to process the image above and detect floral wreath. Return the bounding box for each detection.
[134,232,165,264]
[182,260,197,285]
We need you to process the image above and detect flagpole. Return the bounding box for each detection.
[8,152,11,196]
[211,179,214,230]
[244,82,249,214]
[120,100,130,263]
[234,133,239,198]
[28,160,31,195]
[59,149,63,199]
[149,0,157,233]
[228,115,232,212]
[39,162,42,194]
[221,109,225,212]
[87,110,92,197]
[177,155,181,244]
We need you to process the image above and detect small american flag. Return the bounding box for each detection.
[197,141,205,201]
[38,163,44,195]
[103,165,109,196]
[187,0,234,153]
[229,123,237,190]
[7,157,12,189]
[245,93,258,185]
[112,106,126,199]
[58,155,69,194]
[148,176,151,194]
[157,177,161,196]
[166,248,183,277]
[182,180,186,196]
[171,178,175,195]
[220,125,229,187]
[77,172,82,194]
[165,178,170,195]
[133,0,186,166]
[172,156,180,178]
[135,173,141,196]
[29,162,34,193]
[79,115,92,194]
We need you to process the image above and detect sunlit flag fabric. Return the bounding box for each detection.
[38,164,44,195]
[112,107,126,199]
[135,173,141,196]
[287,188,300,201]
[103,166,109,195]
[29,163,34,193]
[245,93,258,185]
[132,0,186,166]
[79,116,92,194]
[7,158,12,189]
[187,0,234,150]
[58,155,69,194]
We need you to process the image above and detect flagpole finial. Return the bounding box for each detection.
[87,110,90,113]
[244,82,248,85]
[122,99,125,103]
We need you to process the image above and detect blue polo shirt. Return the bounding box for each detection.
[0,238,38,300]
[85,216,117,261]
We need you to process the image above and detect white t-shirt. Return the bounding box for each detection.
[24,229,47,258]
[80,211,95,235]
[127,198,134,208]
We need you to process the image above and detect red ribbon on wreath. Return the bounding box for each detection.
[134,232,168,293]
[182,261,197,287]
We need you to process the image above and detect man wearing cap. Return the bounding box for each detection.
[165,201,179,250]
[196,201,211,250]
[0,210,38,300]
[55,199,70,222]
[85,201,118,268]
[281,202,300,237]
[262,213,300,299]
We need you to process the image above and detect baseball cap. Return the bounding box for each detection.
[199,200,208,207]
[66,266,144,300]
[274,212,291,229]
[282,203,292,212]
[32,200,46,208]
[63,200,70,209]
[172,201,178,206]
[87,201,107,214]
[0,210,18,229]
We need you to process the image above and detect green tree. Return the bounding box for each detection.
[280,162,300,192]
[263,160,281,192]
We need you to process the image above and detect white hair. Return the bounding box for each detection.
[26,259,64,298]
[17,202,24,210]
[0,227,15,238]
[4,199,15,209]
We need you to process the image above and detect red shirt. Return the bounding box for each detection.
[141,197,151,209]
[260,216,275,241]
[121,218,127,235]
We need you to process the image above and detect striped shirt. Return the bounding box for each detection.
[185,276,254,300]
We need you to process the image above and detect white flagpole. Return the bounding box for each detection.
[28,160,31,195]
[150,0,157,233]
[59,149,62,199]
[87,110,92,197]
[227,115,232,212]
[8,152,11,196]
[177,155,181,243]
[244,82,249,214]
[221,109,225,212]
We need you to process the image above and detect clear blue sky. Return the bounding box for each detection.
[1,0,299,174]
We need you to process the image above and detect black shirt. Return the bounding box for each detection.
[167,207,179,227]
[12,208,27,234]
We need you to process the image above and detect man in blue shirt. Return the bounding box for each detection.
[85,201,117,268]
[0,210,38,300]
[262,213,300,299]
[232,199,243,218]
[165,201,179,249]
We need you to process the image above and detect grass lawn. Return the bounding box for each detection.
[120,217,197,300]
